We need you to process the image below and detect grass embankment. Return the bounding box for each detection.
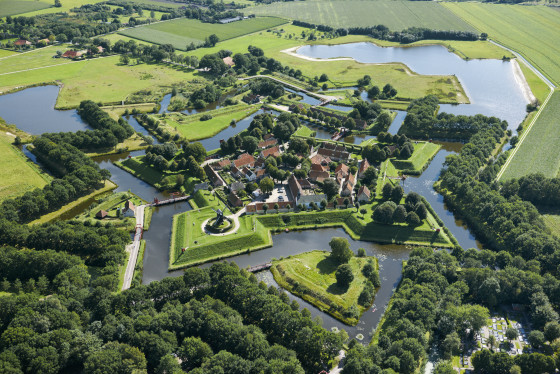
[120,17,288,50]
[85,133,149,157]
[29,181,117,224]
[0,0,51,17]
[183,25,466,103]
[170,194,454,269]
[0,131,50,202]
[0,54,201,109]
[500,91,560,180]
[101,103,158,120]
[445,2,560,86]
[245,0,475,31]
[389,142,441,175]
[155,104,259,141]
[271,250,376,325]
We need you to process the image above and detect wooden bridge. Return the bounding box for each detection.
[150,195,190,206]
[246,263,272,273]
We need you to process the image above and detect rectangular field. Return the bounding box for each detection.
[500,91,560,180]
[445,2,560,86]
[0,131,50,202]
[0,0,51,17]
[245,0,475,31]
[119,17,288,50]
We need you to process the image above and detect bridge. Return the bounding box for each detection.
[150,195,190,206]
[246,263,272,273]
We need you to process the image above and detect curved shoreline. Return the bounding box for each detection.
[512,59,537,103]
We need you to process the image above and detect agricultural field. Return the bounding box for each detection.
[0,0,52,17]
[0,130,50,202]
[245,0,476,31]
[445,2,560,86]
[0,55,201,108]
[156,105,258,141]
[119,17,288,50]
[500,91,560,180]
[271,250,377,325]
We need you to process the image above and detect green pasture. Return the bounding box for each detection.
[245,0,475,32]
[0,0,51,17]
[13,0,105,16]
[0,46,74,74]
[271,250,376,325]
[0,130,50,202]
[0,55,200,108]
[500,91,560,179]
[119,17,288,50]
[445,2,560,86]
[390,142,441,174]
[156,104,258,141]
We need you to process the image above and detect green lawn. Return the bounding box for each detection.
[245,0,475,31]
[75,191,147,230]
[390,142,441,175]
[120,17,288,50]
[500,91,560,179]
[271,250,376,325]
[156,104,258,141]
[0,0,51,17]
[0,55,201,109]
[116,155,188,190]
[0,46,75,74]
[445,2,560,86]
[0,130,50,202]
[294,125,315,137]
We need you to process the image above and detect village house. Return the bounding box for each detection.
[242,167,256,181]
[204,165,226,187]
[258,138,277,149]
[335,163,349,178]
[242,94,260,104]
[341,174,356,197]
[231,165,243,179]
[260,145,281,159]
[317,143,350,162]
[311,163,329,173]
[123,200,136,217]
[96,210,108,219]
[214,159,232,170]
[14,39,31,46]
[61,49,86,59]
[255,169,267,180]
[358,159,370,178]
[228,191,243,207]
[233,153,255,169]
[288,175,325,207]
[357,185,371,202]
[309,170,330,182]
[254,157,265,170]
[310,153,331,166]
[222,56,234,67]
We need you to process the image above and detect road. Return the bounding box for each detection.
[121,204,145,291]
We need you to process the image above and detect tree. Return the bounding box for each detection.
[433,361,455,374]
[406,211,421,225]
[259,177,274,194]
[544,321,560,342]
[323,178,339,200]
[207,34,219,47]
[528,330,545,349]
[373,201,396,224]
[478,277,500,308]
[487,335,497,352]
[357,248,366,257]
[506,327,518,342]
[392,205,407,223]
[391,185,404,203]
[382,183,393,200]
[262,203,269,214]
[415,202,428,220]
[242,136,259,154]
[442,332,461,359]
[362,167,378,185]
[376,112,392,129]
[179,337,213,370]
[319,73,328,82]
[330,237,353,264]
[274,203,280,213]
[120,54,130,65]
[335,264,354,287]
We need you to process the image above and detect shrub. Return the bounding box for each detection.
[335,264,354,287]
[200,114,212,121]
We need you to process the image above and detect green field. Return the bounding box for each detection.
[500,91,560,180]
[0,131,50,202]
[271,250,376,325]
[246,0,475,31]
[0,0,51,17]
[119,17,288,50]
[156,104,258,141]
[0,55,201,108]
[445,2,560,86]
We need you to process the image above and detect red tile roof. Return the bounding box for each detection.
[260,145,281,158]
[357,185,371,200]
[258,138,278,149]
[233,153,255,169]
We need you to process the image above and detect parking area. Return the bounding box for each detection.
[265,184,289,203]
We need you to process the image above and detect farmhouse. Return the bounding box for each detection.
[233,153,255,169]
[228,192,243,207]
[14,39,31,46]
[204,165,226,187]
[62,50,86,59]
[223,56,234,67]
[96,210,108,219]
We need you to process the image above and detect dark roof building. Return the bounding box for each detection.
[204,165,226,187]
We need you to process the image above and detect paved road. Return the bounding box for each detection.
[121,204,145,291]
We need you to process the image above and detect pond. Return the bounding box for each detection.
[0,85,91,134]
[296,42,529,129]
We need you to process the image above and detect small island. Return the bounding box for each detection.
[271,237,380,326]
